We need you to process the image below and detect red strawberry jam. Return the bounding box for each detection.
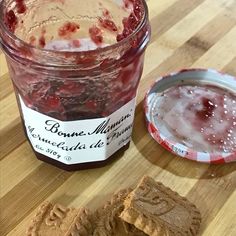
[196,98,216,121]
[58,22,80,38]
[29,36,36,46]
[117,0,144,41]
[156,85,236,153]
[99,18,118,32]
[38,36,46,48]
[4,0,26,32]
[1,0,150,170]
[38,28,46,48]
[103,9,111,18]
[15,0,26,14]
[4,10,18,32]
[89,26,103,45]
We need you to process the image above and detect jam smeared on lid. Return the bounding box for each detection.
[196,98,216,121]
[156,85,236,153]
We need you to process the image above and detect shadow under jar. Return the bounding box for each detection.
[0,0,151,171]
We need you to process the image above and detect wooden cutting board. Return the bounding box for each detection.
[1,0,236,235]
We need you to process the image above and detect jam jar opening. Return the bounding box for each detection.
[0,0,151,170]
[0,0,150,70]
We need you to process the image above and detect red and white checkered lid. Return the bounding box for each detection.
[144,68,236,164]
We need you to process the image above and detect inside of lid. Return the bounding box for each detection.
[148,70,236,154]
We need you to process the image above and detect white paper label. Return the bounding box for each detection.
[19,96,136,164]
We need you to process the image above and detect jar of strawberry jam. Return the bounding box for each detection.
[0,0,151,170]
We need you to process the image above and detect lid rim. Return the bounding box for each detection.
[144,68,236,164]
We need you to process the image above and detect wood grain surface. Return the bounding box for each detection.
[1,0,236,235]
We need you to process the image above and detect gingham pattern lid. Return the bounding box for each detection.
[144,68,236,164]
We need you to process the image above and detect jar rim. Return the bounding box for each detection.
[0,0,149,59]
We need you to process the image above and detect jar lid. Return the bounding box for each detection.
[144,69,236,164]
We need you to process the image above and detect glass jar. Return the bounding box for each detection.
[0,0,151,170]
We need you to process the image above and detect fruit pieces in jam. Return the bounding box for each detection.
[4,0,144,48]
[11,52,144,121]
[156,85,236,153]
[4,0,146,121]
